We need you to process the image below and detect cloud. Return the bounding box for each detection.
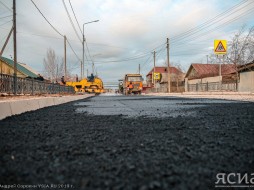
[0,0,254,84]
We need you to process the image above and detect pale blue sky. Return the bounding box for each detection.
[0,0,253,82]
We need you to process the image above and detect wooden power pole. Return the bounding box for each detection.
[138,64,140,74]
[64,35,67,78]
[167,38,171,93]
[0,27,13,56]
[80,61,82,79]
[153,51,156,85]
[13,0,17,95]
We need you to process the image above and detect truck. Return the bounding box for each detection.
[123,74,143,95]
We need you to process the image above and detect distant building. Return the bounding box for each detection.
[184,63,237,92]
[146,66,185,92]
[0,56,38,78]
[238,61,254,92]
[185,63,236,81]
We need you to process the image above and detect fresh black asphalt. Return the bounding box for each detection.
[0,95,254,190]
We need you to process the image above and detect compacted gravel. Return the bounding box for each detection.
[0,95,254,190]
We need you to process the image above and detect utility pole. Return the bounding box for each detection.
[92,62,94,74]
[80,61,82,79]
[167,38,170,93]
[82,33,85,79]
[64,35,67,79]
[206,55,208,64]
[153,51,156,85]
[0,27,13,56]
[56,63,58,83]
[138,64,140,74]
[13,0,17,95]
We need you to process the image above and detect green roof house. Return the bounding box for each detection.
[0,56,38,78]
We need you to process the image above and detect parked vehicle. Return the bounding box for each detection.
[123,74,143,95]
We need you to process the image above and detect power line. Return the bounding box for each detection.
[171,7,254,49]
[62,0,82,43]
[68,0,82,35]
[30,0,82,68]
[0,15,12,19]
[66,38,81,61]
[171,1,253,44]
[30,0,64,37]
[0,20,12,27]
[0,1,12,12]
[170,0,248,42]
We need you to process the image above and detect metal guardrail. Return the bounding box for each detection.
[0,74,75,95]
[188,82,237,92]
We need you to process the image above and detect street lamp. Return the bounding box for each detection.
[82,20,99,78]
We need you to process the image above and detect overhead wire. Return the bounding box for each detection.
[0,1,12,12]
[62,0,82,43]
[65,0,93,70]
[68,0,82,35]
[0,15,12,19]
[0,20,12,27]
[171,0,253,44]
[170,0,248,42]
[93,43,165,63]
[30,0,64,37]
[31,0,81,64]
[66,38,81,61]
[171,6,254,50]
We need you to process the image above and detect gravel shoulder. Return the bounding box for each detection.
[0,96,253,190]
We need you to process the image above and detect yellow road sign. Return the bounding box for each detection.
[214,40,227,54]
[153,72,161,80]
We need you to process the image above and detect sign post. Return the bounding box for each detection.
[214,40,227,90]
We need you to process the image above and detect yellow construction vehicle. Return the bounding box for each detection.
[65,74,105,94]
[66,78,88,92]
[123,74,143,95]
[85,74,105,94]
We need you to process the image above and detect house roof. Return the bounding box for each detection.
[237,61,254,73]
[185,63,236,79]
[0,56,38,78]
[146,66,182,76]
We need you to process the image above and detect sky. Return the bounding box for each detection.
[0,0,254,83]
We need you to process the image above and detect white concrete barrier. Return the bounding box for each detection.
[0,94,93,120]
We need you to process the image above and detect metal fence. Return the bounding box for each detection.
[187,82,237,92]
[0,74,75,95]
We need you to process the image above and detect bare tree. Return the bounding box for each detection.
[226,25,254,89]
[43,48,58,82]
[227,25,254,65]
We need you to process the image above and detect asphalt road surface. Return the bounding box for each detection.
[0,95,254,190]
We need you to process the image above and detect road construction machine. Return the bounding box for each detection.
[65,74,105,94]
[66,78,88,92]
[85,74,105,94]
[123,74,143,95]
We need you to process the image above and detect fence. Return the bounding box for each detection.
[187,81,237,92]
[145,83,185,93]
[0,74,75,95]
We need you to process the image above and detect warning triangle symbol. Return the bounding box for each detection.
[215,41,226,52]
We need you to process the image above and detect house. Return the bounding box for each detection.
[238,61,254,92]
[146,66,185,92]
[0,56,38,78]
[184,63,237,91]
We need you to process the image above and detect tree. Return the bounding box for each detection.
[43,48,67,82]
[43,48,58,82]
[227,26,254,89]
[227,25,254,66]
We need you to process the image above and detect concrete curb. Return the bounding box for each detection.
[145,92,254,96]
[0,95,94,120]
